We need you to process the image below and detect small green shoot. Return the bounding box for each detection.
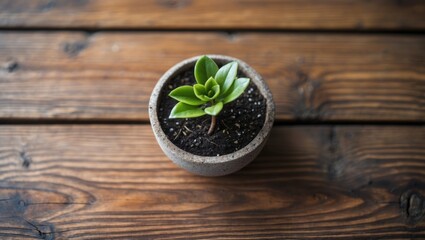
[169,55,250,135]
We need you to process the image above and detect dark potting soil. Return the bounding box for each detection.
[157,69,266,156]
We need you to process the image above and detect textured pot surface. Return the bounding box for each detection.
[149,55,275,176]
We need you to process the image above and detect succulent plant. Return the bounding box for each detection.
[169,55,250,135]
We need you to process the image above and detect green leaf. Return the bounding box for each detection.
[205,77,218,92]
[215,61,237,95]
[193,84,206,95]
[169,102,206,118]
[193,84,211,102]
[194,56,219,84]
[210,85,220,100]
[204,101,223,116]
[222,78,250,104]
[169,86,206,106]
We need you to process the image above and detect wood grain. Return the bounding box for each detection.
[0,125,424,239]
[0,32,424,122]
[0,0,424,30]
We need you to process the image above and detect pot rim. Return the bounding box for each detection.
[149,55,275,164]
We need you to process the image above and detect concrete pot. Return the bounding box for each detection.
[149,55,275,176]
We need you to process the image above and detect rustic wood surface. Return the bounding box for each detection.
[1,32,424,122]
[1,0,424,239]
[0,0,424,30]
[0,125,424,239]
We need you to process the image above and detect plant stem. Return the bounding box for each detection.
[208,115,217,135]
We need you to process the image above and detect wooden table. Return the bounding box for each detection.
[0,1,424,239]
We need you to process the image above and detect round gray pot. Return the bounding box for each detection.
[149,55,275,176]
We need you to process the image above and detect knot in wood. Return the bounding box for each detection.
[63,41,88,57]
[156,0,191,9]
[3,60,19,72]
[400,190,425,225]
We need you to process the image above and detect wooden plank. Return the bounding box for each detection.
[0,32,424,122]
[0,125,424,239]
[0,0,424,30]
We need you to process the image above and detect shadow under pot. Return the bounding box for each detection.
[149,55,275,176]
